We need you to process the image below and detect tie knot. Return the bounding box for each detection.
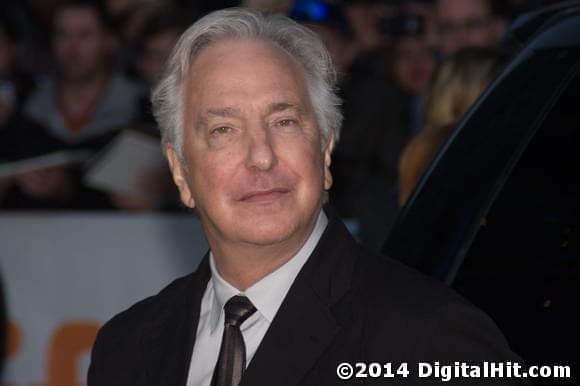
[224,295,256,327]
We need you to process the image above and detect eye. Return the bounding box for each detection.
[277,119,298,127]
[211,126,233,135]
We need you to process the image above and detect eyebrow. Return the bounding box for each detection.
[195,107,241,128]
[266,102,304,116]
[205,107,242,118]
[196,101,305,127]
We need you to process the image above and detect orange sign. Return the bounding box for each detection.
[6,321,100,386]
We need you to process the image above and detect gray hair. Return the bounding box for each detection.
[151,7,342,156]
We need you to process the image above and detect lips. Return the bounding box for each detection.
[238,188,290,203]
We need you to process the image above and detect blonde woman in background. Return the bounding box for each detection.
[398,47,507,205]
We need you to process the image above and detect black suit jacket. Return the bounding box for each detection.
[88,210,528,386]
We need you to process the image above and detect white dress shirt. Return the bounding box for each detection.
[186,211,328,386]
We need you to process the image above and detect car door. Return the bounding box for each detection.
[383,8,580,381]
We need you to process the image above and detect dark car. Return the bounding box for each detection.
[383,2,580,384]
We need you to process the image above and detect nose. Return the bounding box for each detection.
[245,124,277,171]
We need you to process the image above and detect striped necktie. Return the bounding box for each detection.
[211,295,257,386]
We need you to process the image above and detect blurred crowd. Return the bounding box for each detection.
[0,0,562,244]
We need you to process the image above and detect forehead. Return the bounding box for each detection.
[54,6,103,31]
[436,0,490,19]
[185,38,312,110]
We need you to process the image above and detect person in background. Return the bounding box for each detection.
[293,1,357,86]
[388,9,437,132]
[242,0,293,14]
[307,21,355,85]
[342,0,390,56]
[0,16,34,126]
[398,47,508,206]
[435,0,505,57]
[106,0,179,27]
[25,0,140,145]
[131,6,188,123]
[119,0,190,71]
[0,17,22,200]
[0,15,55,208]
[108,5,190,211]
[3,0,142,210]
[331,1,435,249]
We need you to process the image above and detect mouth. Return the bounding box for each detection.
[239,188,290,203]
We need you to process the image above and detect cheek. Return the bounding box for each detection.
[280,141,325,185]
[188,150,240,200]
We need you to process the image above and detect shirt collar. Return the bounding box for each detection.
[208,210,328,333]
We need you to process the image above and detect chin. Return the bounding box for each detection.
[236,217,299,246]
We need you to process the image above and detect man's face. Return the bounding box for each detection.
[52,7,110,82]
[136,30,179,86]
[392,36,435,96]
[167,39,333,253]
[436,0,500,56]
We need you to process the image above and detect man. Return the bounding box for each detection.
[435,0,505,56]
[7,0,140,209]
[88,8,528,386]
[25,0,140,142]
[131,6,189,125]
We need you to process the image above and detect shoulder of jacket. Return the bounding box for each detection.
[97,272,195,337]
[356,251,473,316]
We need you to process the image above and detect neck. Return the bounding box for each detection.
[58,71,108,114]
[210,217,319,291]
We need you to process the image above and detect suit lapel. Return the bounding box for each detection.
[241,210,358,386]
[240,281,339,386]
[142,254,211,386]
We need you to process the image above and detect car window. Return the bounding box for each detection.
[451,64,580,367]
[384,46,580,280]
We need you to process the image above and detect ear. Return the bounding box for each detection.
[166,145,195,208]
[323,133,335,191]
